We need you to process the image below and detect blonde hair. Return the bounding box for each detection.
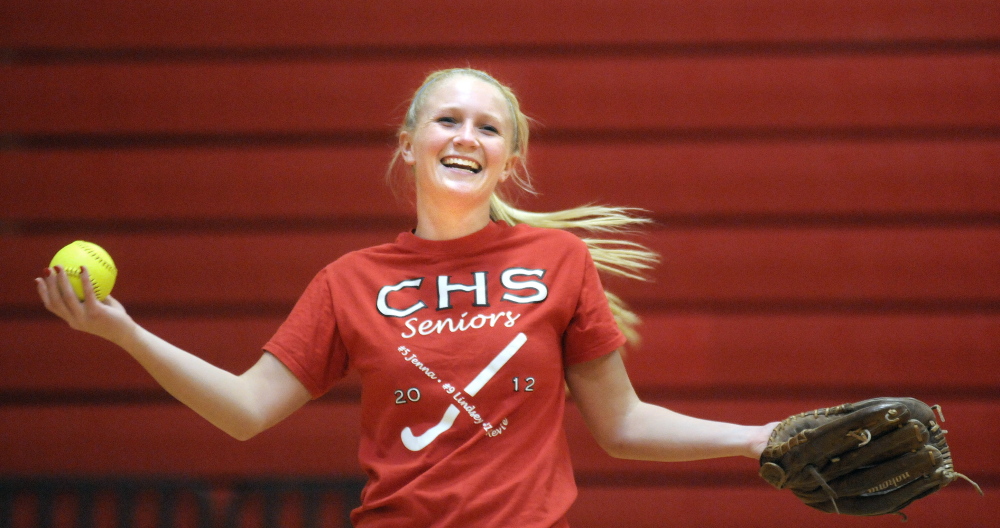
[387,68,659,347]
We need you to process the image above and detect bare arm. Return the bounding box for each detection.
[37,266,311,440]
[565,350,776,461]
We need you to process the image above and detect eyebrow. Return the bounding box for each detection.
[433,105,506,124]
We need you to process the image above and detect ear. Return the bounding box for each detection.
[399,131,416,165]
[499,154,518,183]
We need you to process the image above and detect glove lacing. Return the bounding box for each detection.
[807,465,841,514]
[929,406,983,496]
[808,426,875,515]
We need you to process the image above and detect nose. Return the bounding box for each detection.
[453,120,477,147]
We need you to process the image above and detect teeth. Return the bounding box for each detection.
[442,157,482,173]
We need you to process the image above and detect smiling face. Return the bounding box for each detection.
[399,75,517,215]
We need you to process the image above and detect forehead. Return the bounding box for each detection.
[419,75,510,122]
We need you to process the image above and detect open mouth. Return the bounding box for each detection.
[441,156,482,174]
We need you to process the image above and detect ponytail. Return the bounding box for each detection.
[489,195,658,347]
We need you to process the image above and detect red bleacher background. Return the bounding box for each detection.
[2,1,998,526]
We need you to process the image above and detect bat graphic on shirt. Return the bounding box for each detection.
[401,333,527,451]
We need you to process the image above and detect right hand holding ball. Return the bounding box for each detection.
[48,240,118,301]
[38,241,133,342]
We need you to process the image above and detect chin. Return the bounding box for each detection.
[435,172,496,194]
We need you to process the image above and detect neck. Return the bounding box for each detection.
[413,195,493,241]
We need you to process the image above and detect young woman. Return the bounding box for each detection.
[37,68,777,527]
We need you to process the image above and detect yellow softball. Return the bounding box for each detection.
[49,240,118,301]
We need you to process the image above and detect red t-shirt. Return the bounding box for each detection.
[265,221,626,527]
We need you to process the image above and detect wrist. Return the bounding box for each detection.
[107,318,142,350]
[746,422,779,459]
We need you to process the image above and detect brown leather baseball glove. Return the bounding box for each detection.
[759,397,982,518]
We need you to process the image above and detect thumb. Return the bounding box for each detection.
[103,295,125,310]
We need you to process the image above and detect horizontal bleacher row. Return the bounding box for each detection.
[4,141,999,223]
[2,400,992,481]
[3,0,998,49]
[5,57,999,136]
[4,229,998,309]
[5,314,999,396]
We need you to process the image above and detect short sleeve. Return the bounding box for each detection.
[562,248,627,365]
[264,267,349,398]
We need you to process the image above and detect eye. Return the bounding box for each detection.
[481,124,500,134]
[436,116,457,125]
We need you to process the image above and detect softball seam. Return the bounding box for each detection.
[62,266,105,297]
[76,241,117,274]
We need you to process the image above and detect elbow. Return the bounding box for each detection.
[595,433,636,460]
[603,445,634,461]
[222,416,268,442]
[229,428,258,442]
[591,416,651,461]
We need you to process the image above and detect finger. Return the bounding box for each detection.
[39,267,68,313]
[79,265,100,305]
[53,266,85,319]
[36,273,53,310]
